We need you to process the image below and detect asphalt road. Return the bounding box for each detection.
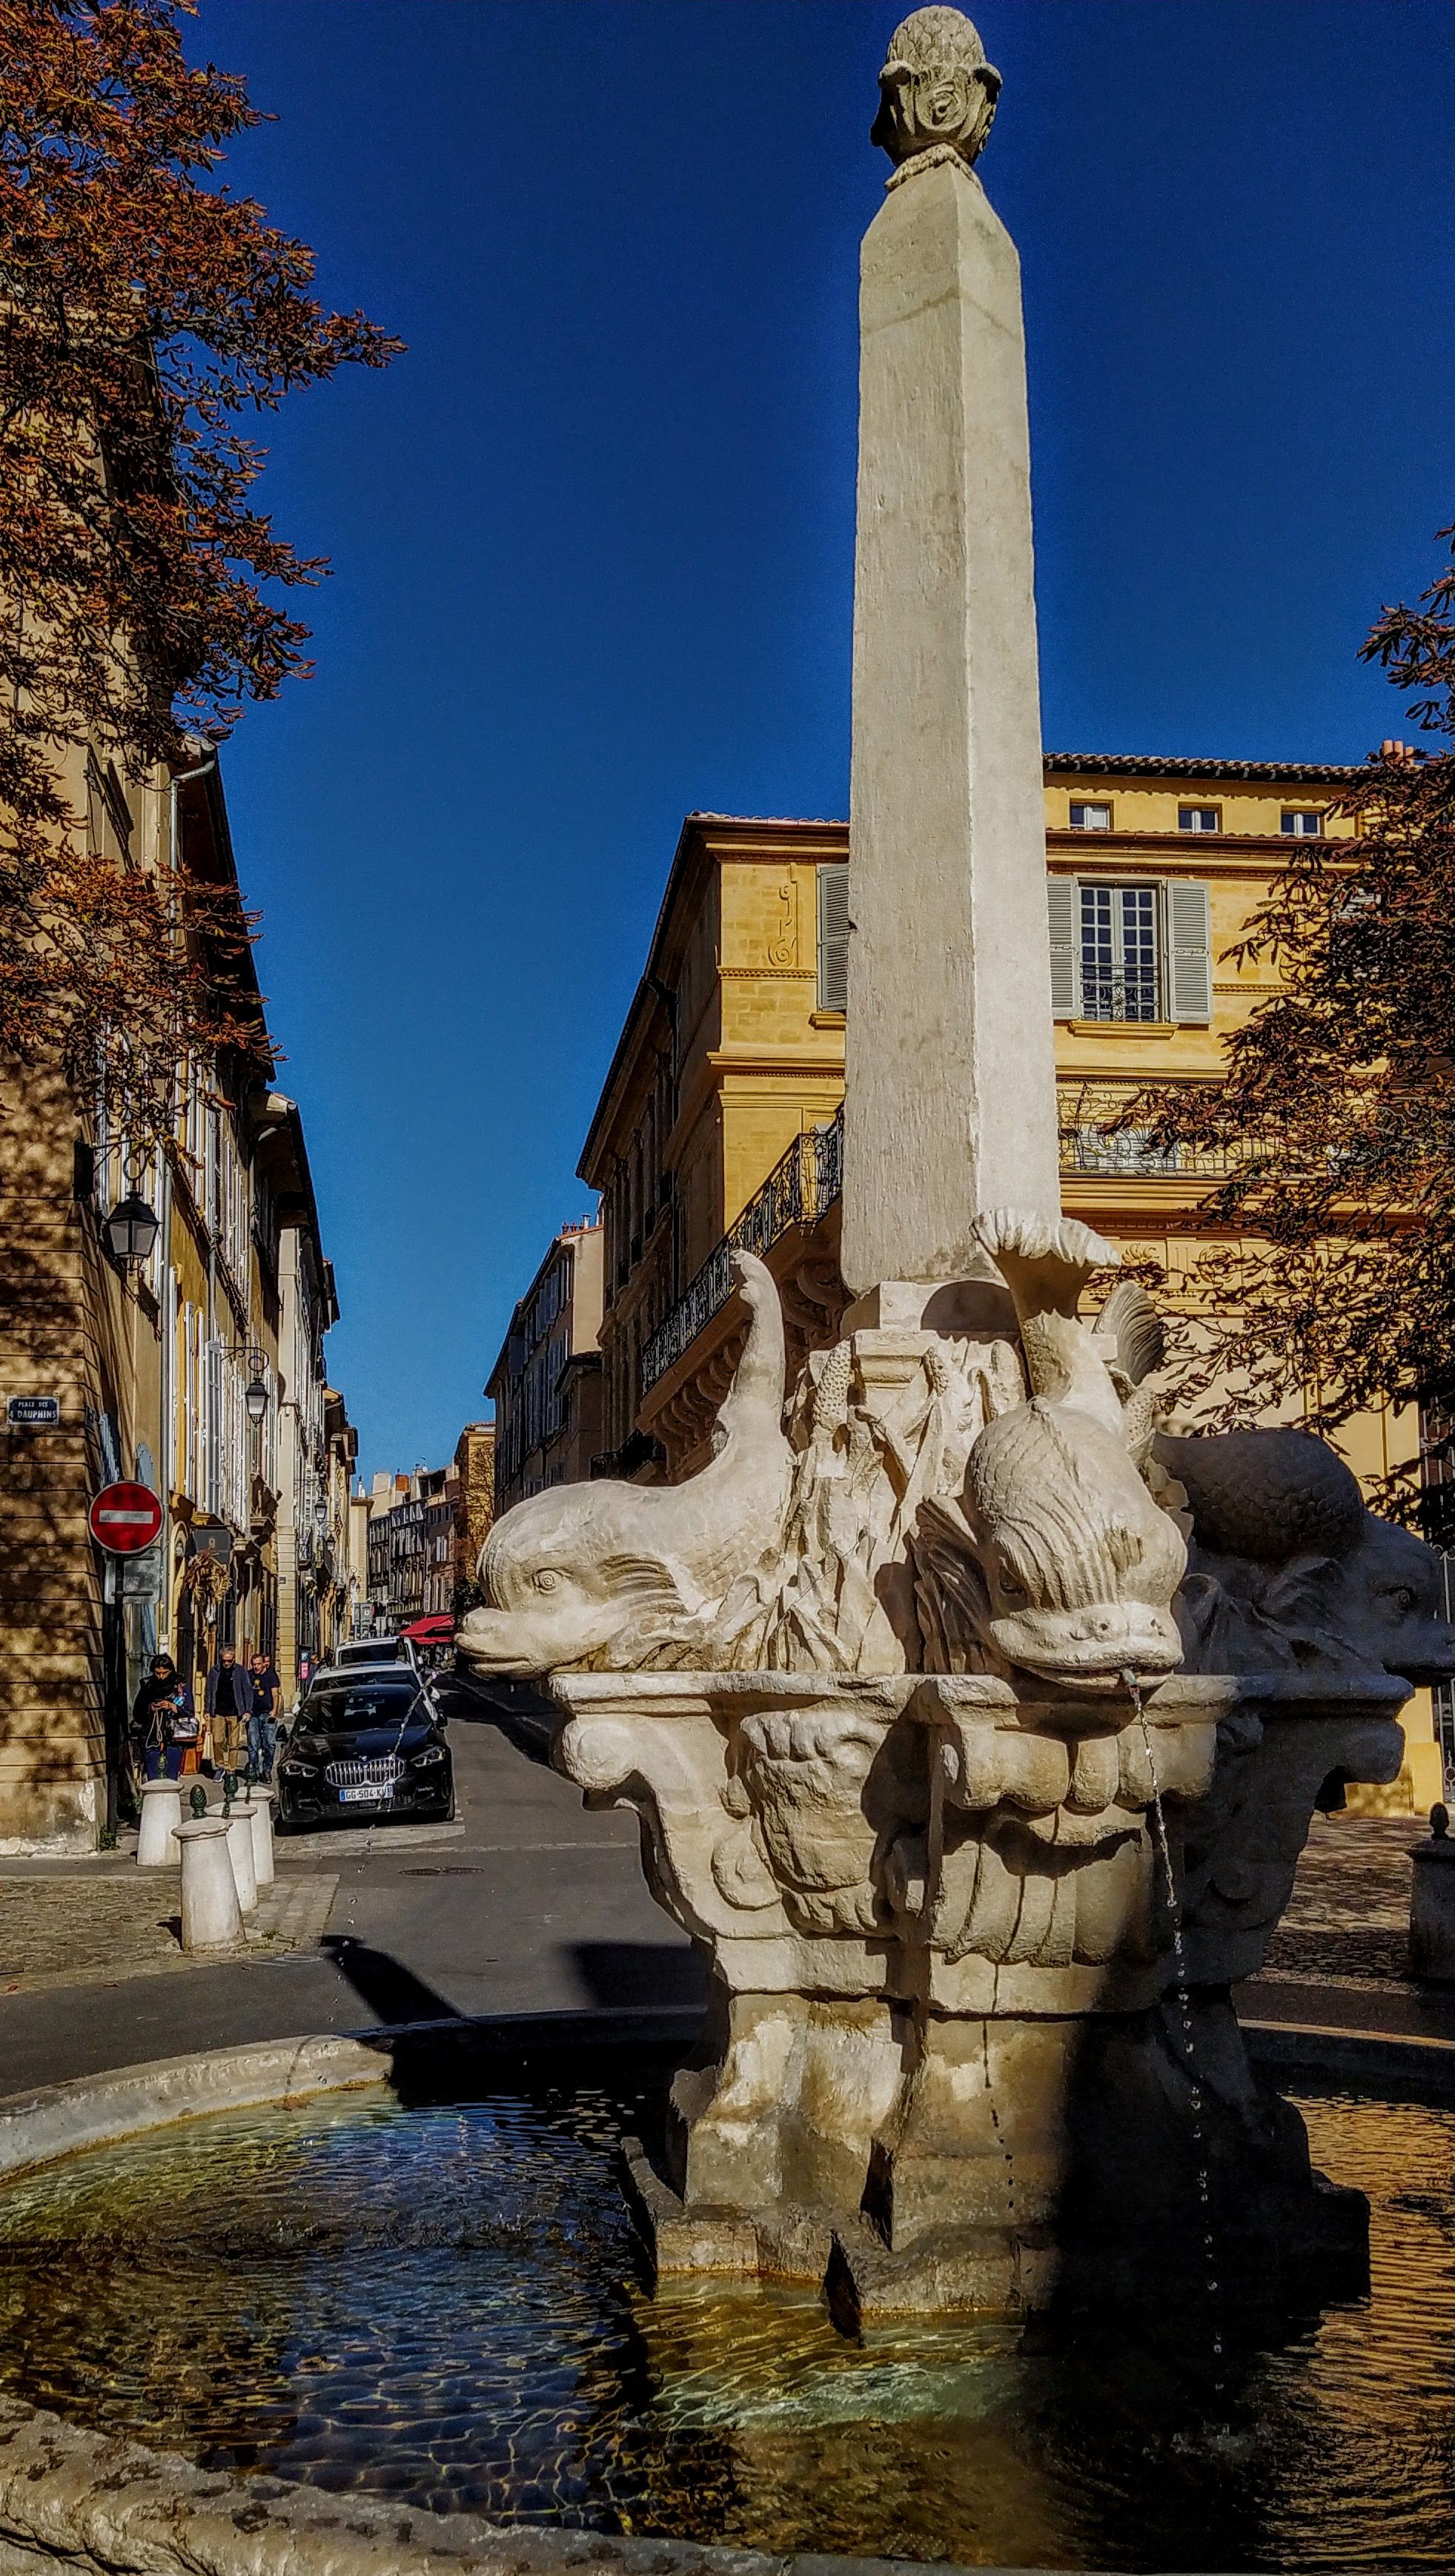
[0,1696,704,2097]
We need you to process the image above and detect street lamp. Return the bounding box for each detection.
[313,1498,329,1532]
[103,1190,160,1267]
[214,1343,270,1424]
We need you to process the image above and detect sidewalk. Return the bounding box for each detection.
[0,1870,337,1995]
[0,1700,703,2097]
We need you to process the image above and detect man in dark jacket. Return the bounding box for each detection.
[247,1651,282,1780]
[205,1646,251,1774]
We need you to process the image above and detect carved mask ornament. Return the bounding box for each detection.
[871,7,1002,174]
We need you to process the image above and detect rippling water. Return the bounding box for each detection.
[0,2072,1448,2569]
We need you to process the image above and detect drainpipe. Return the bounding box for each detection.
[159,751,216,1647]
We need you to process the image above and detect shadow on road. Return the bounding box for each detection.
[569,1940,707,2010]
[441,1674,557,1764]
[320,1933,463,2026]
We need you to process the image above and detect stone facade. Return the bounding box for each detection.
[576,764,1443,1807]
[488,1220,603,1513]
[0,754,348,1844]
[451,1420,495,1608]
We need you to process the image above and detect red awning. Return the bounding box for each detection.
[400,1614,454,1643]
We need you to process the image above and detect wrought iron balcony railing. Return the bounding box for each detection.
[639,1087,1242,1397]
[641,1109,843,1394]
[1057,1082,1243,1180]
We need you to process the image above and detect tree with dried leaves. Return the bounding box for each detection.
[0,0,399,1120]
[1143,531,1455,1525]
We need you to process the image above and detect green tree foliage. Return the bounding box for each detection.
[1144,532,1455,1520]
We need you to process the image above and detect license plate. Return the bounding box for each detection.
[339,1783,394,1805]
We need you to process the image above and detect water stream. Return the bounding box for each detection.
[1124,1665,1224,2377]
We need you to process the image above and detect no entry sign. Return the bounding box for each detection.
[88,1481,163,1555]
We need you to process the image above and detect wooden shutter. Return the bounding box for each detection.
[1046,874,1078,1018]
[817,863,849,1013]
[1165,879,1212,1023]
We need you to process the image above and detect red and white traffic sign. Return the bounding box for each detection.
[88,1481,163,1555]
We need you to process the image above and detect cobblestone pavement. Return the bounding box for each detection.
[0,1871,337,1994]
[1250,1814,1426,1995]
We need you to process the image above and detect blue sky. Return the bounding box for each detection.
[190,0,1455,1481]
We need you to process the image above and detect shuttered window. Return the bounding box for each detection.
[817,863,849,1013]
[1047,876,1078,1017]
[1045,875,1213,1024]
[1164,878,1213,1023]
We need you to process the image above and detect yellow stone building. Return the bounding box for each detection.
[577,758,1443,1810]
[0,746,350,1846]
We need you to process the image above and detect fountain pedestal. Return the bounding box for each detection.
[554,1666,1407,2312]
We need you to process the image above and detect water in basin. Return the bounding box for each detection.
[0,2062,1448,2571]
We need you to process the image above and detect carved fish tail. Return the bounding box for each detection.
[717,1248,788,1442]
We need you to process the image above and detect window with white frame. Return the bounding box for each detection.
[1179,806,1220,834]
[1069,801,1113,832]
[1047,875,1213,1026]
[1078,883,1161,1022]
[1281,809,1324,837]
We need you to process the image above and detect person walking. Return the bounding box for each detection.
[205,1645,251,1777]
[131,1655,196,1782]
[247,1650,282,1780]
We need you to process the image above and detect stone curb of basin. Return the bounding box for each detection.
[0,2394,1093,2576]
[1242,2014,1455,2091]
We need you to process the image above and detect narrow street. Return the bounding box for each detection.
[0,1701,703,2096]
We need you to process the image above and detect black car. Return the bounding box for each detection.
[276,1673,454,1830]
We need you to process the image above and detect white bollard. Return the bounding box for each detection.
[1410,1806,1455,1981]
[243,1787,276,1889]
[174,1815,245,1953]
[224,1803,258,1913]
[136,1776,182,1867]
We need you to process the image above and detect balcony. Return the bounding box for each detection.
[641,1110,843,1394]
[1058,1082,1241,1179]
[640,1087,1247,1397]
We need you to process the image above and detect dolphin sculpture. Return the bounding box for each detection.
[915,1210,1187,1689]
[456,1249,794,1675]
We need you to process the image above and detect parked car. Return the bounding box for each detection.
[276,1671,454,1830]
[329,1635,418,1672]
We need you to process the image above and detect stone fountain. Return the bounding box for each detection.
[459,7,1455,2321]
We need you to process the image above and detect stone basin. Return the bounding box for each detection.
[0,2031,1450,2574]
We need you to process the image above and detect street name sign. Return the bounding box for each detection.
[89,1481,164,1555]
[7,1395,60,1428]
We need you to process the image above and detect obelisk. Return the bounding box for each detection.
[841,7,1061,1304]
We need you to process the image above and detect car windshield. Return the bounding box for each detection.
[338,1640,405,1663]
[305,1685,422,1729]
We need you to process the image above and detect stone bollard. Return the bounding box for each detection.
[223,1801,258,1913]
[1410,1803,1455,1982]
[136,1776,182,1867]
[174,1815,245,1953]
[242,1787,276,1890]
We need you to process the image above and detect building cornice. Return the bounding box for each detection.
[1044,753,1365,784]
